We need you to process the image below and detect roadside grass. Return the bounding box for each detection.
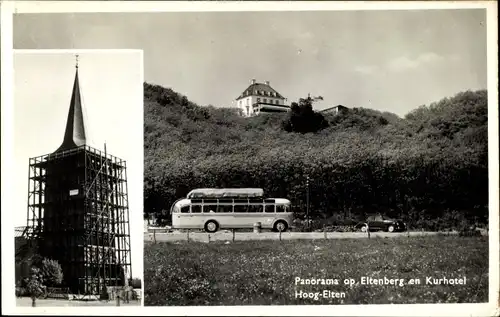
[144,236,488,306]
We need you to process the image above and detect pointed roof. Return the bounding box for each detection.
[54,63,87,153]
[236,81,286,101]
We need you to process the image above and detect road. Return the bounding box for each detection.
[144,229,487,243]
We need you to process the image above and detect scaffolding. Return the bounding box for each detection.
[26,144,132,298]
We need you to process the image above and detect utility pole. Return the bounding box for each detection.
[306,175,310,230]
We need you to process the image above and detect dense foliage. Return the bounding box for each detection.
[130,278,142,289]
[38,258,64,288]
[283,97,329,133]
[17,258,63,304]
[144,82,488,228]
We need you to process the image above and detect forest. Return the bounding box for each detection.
[143,82,488,230]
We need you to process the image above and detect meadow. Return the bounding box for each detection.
[144,235,488,306]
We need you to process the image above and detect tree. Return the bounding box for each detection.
[283,96,328,133]
[39,258,63,287]
[25,267,45,307]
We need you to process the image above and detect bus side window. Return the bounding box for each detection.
[264,205,275,213]
[233,205,246,213]
[276,205,284,213]
[180,206,190,213]
[217,205,232,213]
[191,205,202,213]
[203,205,216,213]
[248,205,262,213]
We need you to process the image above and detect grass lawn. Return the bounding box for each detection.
[144,235,488,306]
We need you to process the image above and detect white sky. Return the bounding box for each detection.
[13,50,143,279]
[13,9,487,116]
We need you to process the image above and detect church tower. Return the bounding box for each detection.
[25,56,132,298]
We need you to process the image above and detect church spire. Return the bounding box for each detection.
[54,55,87,153]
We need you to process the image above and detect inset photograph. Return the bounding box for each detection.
[141,9,490,306]
[13,50,143,307]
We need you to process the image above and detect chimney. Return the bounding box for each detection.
[265,81,270,86]
[251,79,256,85]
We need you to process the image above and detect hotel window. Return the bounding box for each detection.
[257,98,261,102]
[264,98,267,103]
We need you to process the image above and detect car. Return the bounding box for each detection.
[355,214,406,232]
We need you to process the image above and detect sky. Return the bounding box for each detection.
[13,9,487,117]
[12,50,143,278]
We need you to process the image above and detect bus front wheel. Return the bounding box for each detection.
[204,220,219,233]
[273,221,288,233]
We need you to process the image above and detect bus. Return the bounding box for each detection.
[171,188,293,233]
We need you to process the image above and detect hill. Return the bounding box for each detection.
[144,82,488,229]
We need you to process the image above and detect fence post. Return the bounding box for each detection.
[208,234,211,243]
[279,228,282,241]
[232,229,235,242]
[116,293,121,307]
[367,224,370,239]
[253,222,261,234]
[324,225,327,240]
[187,230,190,242]
[153,229,156,244]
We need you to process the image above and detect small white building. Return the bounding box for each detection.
[235,79,290,117]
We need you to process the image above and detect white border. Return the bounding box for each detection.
[1,1,16,314]
[9,1,494,12]
[1,1,498,316]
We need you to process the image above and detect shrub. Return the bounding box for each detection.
[15,287,28,297]
[129,278,142,289]
[100,288,110,300]
[131,289,139,301]
[39,258,63,287]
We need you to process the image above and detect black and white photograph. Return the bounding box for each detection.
[10,50,144,307]
[138,8,493,308]
[1,1,498,316]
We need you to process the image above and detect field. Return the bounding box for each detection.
[144,235,488,306]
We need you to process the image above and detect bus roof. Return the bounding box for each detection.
[186,188,264,199]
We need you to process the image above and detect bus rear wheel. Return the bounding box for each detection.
[273,221,288,232]
[204,220,219,233]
